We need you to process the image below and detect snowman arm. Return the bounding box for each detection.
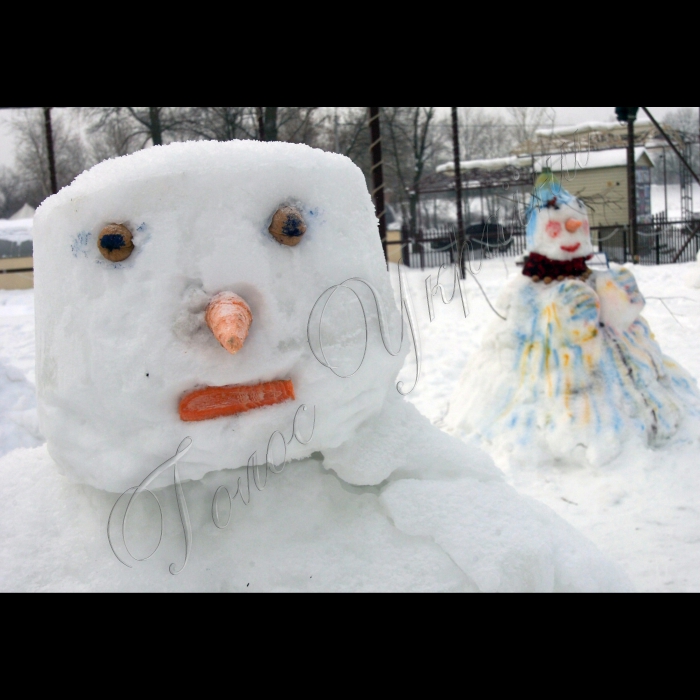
[321,394,501,486]
[595,269,645,333]
[556,280,600,324]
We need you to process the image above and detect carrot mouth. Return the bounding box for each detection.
[179,380,295,422]
[561,243,581,253]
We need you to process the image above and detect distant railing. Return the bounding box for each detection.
[0,240,33,259]
[597,215,700,266]
[389,223,527,269]
[390,216,700,270]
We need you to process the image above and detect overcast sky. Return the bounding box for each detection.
[0,107,689,168]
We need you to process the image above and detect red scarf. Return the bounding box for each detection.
[522,252,591,280]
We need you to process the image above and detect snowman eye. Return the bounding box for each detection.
[546,221,562,238]
[98,224,134,262]
[269,206,307,247]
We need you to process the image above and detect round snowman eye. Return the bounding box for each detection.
[98,224,135,262]
[546,221,562,238]
[269,206,307,247]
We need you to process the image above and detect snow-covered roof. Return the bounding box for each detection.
[0,218,33,244]
[437,155,534,174]
[534,121,652,139]
[435,147,652,178]
[534,148,653,172]
[9,204,35,221]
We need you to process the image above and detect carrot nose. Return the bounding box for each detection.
[206,292,253,355]
[566,218,583,233]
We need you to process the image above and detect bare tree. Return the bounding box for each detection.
[319,107,371,161]
[256,108,324,144]
[11,108,88,204]
[382,107,441,234]
[656,107,700,184]
[456,107,514,161]
[507,107,548,147]
[85,107,189,157]
[183,107,258,142]
[0,167,27,218]
[88,109,141,163]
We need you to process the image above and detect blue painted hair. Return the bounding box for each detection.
[525,171,578,248]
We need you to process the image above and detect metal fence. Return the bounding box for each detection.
[391,217,700,270]
[0,240,33,259]
[597,214,700,266]
[393,223,527,269]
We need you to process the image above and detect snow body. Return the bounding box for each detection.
[447,176,700,465]
[688,251,700,288]
[34,141,407,492]
[27,142,631,591]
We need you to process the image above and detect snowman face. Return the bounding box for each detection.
[529,195,593,262]
[33,141,404,492]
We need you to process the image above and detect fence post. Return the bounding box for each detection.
[418,228,425,270]
[401,223,411,268]
[656,220,661,265]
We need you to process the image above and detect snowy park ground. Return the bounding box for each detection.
[395,257,700,593]
[1,259,699,592]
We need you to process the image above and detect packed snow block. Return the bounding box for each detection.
[0,446,632,592]
[28,143,632,592]
[446,174,700,466]
[34,141,404,493]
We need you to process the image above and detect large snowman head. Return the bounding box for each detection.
[526,172,593,261]
[34,141,405,492]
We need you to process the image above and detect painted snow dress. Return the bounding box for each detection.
[446,173,700,465]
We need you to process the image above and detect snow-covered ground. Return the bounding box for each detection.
[2,258,700,591]
[0,290,40,457]
[0,217,33,244]
[652,183,700,219]
[395,257,700,593]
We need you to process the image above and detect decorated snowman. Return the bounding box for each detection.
[446,172,700,465]
[24,143,630,591]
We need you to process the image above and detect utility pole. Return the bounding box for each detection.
[616,107,639,261]
[148,107,163,146]
[627,116,638,261]
[451,107,466,278]
[334,107,340,153]
[257,107,265,141]
[43,107,58,195]
[368,107,388,262]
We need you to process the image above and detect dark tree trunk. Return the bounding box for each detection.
[451,107,466,278]
[409,191,418,239]
[368,107,388,262]
[149,107,163,146]
[43,107,58,195]
[257,107,265,140]
[264,107,278,141]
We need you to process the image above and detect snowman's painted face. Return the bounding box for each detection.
[33,141,405,492]
[529,195,593,262]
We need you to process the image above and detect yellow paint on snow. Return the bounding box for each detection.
[583,394,591,425]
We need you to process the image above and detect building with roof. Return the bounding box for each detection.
[402,118,700,268]
[535,148,654,228]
